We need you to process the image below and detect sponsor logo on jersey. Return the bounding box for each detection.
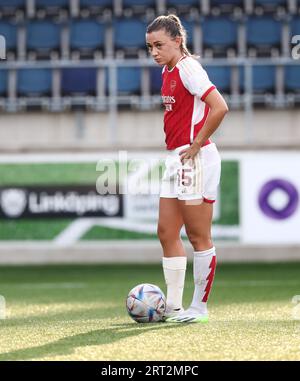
[162,95,176,104]
[162,95,175,111]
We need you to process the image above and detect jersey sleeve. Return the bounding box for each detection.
[178,57,216,100]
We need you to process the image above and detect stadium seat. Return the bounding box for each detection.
[204,66,231,93]
[26,21,61,59]
[122,0,156,13]
[239,65,276,93]
[35,0,70,16]
[246,17,282,56]
[0,70,8,96]
[291,17,300,38]
[17,69,52,96]
[253,0,288,13]
[80,0,112,5]
[285,65,300,93]
[291,17,300,59]
[209,0,244,13]
[0,0,25,16]
[117,67,141,94]
[114,19,148,57]
[61,68,97,96]
[166,0,200,14]
[70,20,105,58]
[202,17,238,57]
[106,67,141,95]
[0,22,17,54]
[79,0,113,15]
[181,20,195,51]
[150,67,162,94]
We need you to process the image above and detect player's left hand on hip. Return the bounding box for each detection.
[179,144,200,163]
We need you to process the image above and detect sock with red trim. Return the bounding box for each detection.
[189,247,217,315]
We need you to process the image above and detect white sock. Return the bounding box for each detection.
[189,247,217,315]
[162,256,187,311]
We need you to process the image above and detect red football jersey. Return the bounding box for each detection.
[161,56,216,150]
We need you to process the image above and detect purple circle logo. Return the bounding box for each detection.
[258,179,299,220]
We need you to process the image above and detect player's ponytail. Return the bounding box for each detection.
[146,14,193,57]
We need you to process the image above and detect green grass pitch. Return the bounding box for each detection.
[0,262,299,361]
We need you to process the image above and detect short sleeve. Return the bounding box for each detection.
[178,57,216,100]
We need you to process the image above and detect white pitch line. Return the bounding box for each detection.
[53,218,95,247]
[0,282,87,289]
[53,216,240,246]
[216,280,300,287]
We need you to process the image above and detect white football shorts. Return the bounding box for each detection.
[160,143,221,202]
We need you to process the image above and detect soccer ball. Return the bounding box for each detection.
[126,283,166,323]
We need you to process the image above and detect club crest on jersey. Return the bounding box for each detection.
[170,80,177,92]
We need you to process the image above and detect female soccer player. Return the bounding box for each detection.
[146,15,228,323]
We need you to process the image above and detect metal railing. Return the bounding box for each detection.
[0,57,300,144]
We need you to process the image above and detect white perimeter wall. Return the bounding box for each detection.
[0,109,300,151]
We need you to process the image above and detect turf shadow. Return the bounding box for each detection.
[0,322,183,361]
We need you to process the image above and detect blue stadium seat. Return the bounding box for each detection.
[167,0,199,4]
[167,0,200,8]
[239,65,276,93]
[246,17,282,56]
[36,0,69,5]
[291,17,300,38]
[61,68,97,95]
[123,0,156,7]
[285,66,300,93]
[35,0,69,13]
[80,0,112,6]
[17,69,52,96]
[70,20,105,58]
[150,67,162,94]
[167,1,200,16]
[255,0,286,5]
[0,70,8,96]
[35,0,69,8]
[114,19,148,57]
[209,0,244,13]
[204,66,231,93]
[210,0,243,5]
[0,0,25,15]
[106,67,141,94]
[181,20,195,50]
[0,0,24,5]
[0,22,17,53]
[26,21,61,58]
[122,0,156,15]
[254,0,287,13]
[202,17,238,56]
[79,0,113,14]
[117,67,141,94]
